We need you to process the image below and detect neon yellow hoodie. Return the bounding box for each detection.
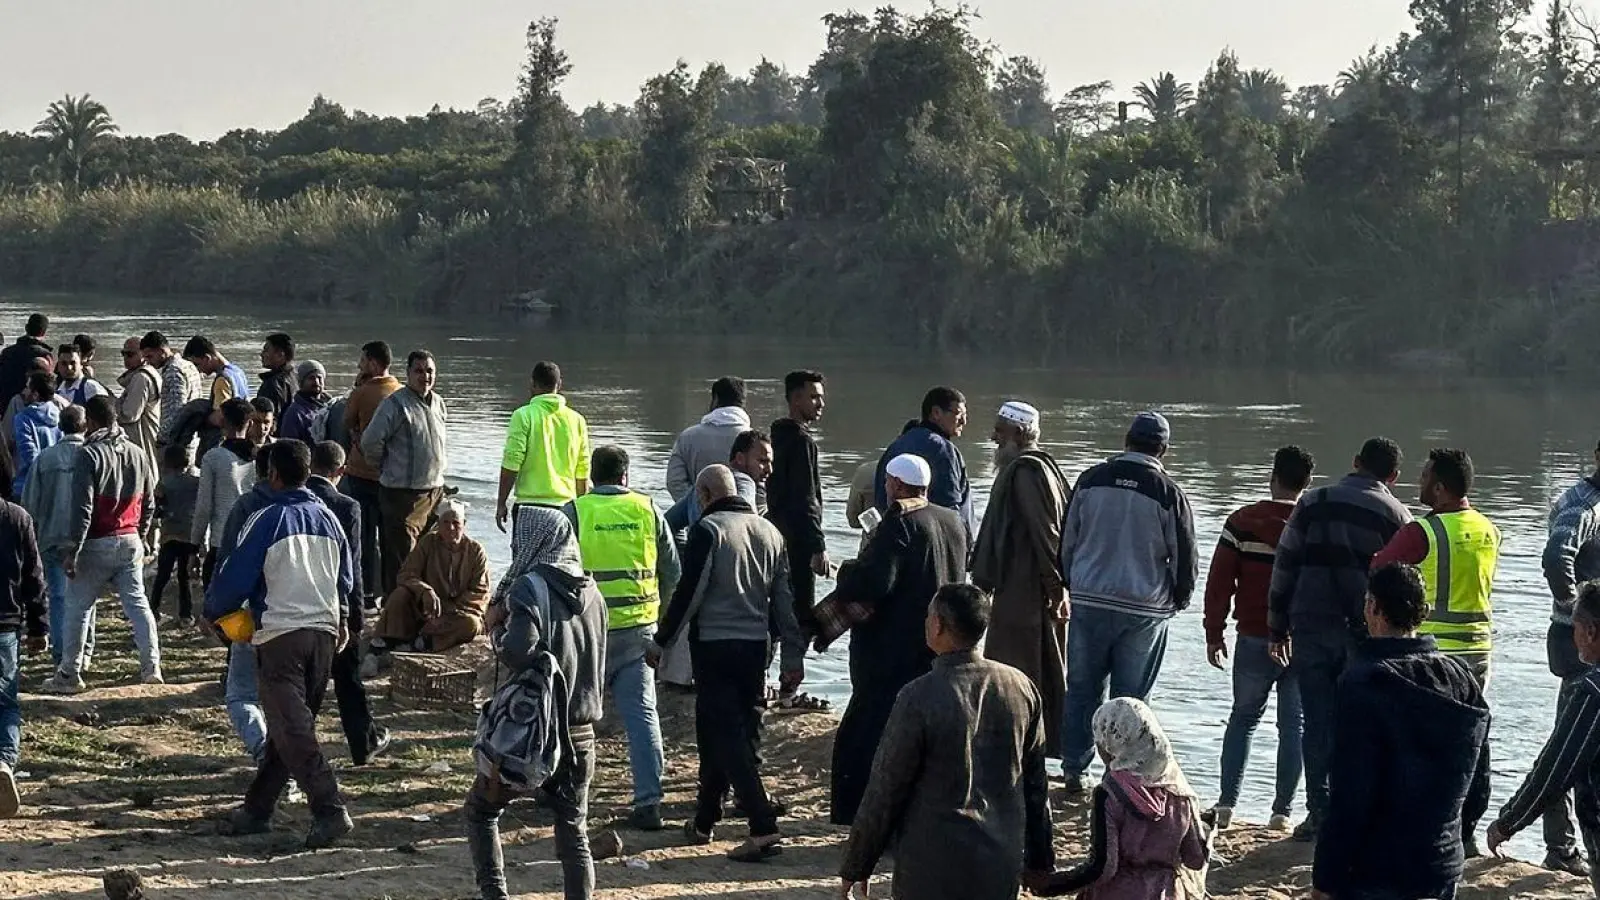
[501,393,590,506]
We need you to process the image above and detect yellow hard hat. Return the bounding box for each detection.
[217,608,256,643]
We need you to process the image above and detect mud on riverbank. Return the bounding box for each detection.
[0,616,1586,899]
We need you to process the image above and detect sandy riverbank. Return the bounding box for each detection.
[0,622,1587,899]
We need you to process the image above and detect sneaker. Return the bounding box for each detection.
[1463,832,1484,859]
[39,672,86,695]
[1291,818,1319,843]
[1061,773,1086,796]
[1544,848,1591,877]
[1203,806,1234,830]
[1267,813,1293,832]
[176,617,195,629]
[140,666,164,685]
[285,784,305,806]
[304,810,353,849]
[682,819,713,846]
[353,728,392,767]
[0,762,19,819]
[219,805,272,836]
[629,804,664,832]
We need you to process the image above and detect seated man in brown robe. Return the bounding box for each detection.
[371,499,490,654]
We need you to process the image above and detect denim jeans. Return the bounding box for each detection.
[226,641,268,762]
[57,535,159,678]
[466,733,595,900]
[606,625,663,808]
[1218,635,1303,815]
[1293,628,1355,825]
[1061,605,1171,776]
[0,631,18,767]
[43,556,90,668]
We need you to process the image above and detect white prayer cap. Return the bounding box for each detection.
[998,401,1039,428]
[436,499,468,523]
[885,453,932,488]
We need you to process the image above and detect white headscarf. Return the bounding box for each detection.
[1092,697,1195,798]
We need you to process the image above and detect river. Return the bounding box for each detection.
[3,291,1587,859]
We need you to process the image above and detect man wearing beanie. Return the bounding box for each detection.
[279,360,333,444]
[1057,411,1197,794]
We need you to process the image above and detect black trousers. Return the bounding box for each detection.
[691,639,778,837]
[340,475,384,600]
[331,639,381,763]
[244,630,344,819]
[151,540,198,618]
[785,542,817,630]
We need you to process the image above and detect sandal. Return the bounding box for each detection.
[727,835,783,863]
[772,691,832,714]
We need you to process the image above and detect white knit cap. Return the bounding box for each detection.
[885,453,932,488]
[436,499,468,523]
[998,401,1039,428]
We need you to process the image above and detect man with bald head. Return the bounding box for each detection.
[650,464,804,862]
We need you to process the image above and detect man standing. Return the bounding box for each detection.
[20,406,86,668]
[256,332,297,422]
[40,396,162,693]
[207,440,355,850]
[1268,437,1411,842]
[278,360,332,444]
[826,454,969,826]
[767,370,828,629]
[1058,412,1197,795]
[1535,440,1600,876]
[1371,447,1500,855]
[838,584,1054,900]
[1203,445,1314,832]
[874,387,974,539]
[0,489,45,819]
[115,337,161,481]
[467,507,605,900]
[183,336,252,429]
[665,376,750,502]
[57,343,108,406]
[140,331,203,450]
[360,350,448,596]
[0,314,53,411]
[495,361,589,533]
[665,429,771,540]
[1311,564,1489,900]
[651,465,804,861]
[306,441,390,767]
[1487,580,1600,895]
[971,401,1071,758]
[342,341,401,605]
[565,445,680,831]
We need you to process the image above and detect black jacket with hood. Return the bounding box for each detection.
[257,365,296,423]
[1313,635,1490,899]
[767,417,825,556]
[500,563,607,730]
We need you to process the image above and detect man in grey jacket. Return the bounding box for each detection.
[664,377,750,502]
[1058,412,1196,794]
[468,506,605,900]
[359,350,448,596]
[19,405,87,667]
[650,464,804,862]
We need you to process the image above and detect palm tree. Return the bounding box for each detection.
[1241,69,1289,123]
[32,94,119,190]
[1132,73,1194,123]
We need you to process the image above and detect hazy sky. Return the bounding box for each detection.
[2,1,1426,138]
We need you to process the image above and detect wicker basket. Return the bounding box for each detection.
[388,652,477,709]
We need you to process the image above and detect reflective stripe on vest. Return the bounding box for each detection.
[1417,509,1500,655]
[573,490,660,630]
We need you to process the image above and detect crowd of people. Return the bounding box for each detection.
[0,312,1599,900]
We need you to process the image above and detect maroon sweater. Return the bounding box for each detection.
[1203,499,1295,643]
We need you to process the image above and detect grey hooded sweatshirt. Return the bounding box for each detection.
[500,563,607,730]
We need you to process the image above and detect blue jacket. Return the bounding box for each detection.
[12,401,61,499]
[1313,636,1489,898]
[203,485,353,642]
[1061,452,1197,617]
[874,420,975,539]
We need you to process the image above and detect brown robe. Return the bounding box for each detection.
[375,530,491,650]
[971,449,1071,757]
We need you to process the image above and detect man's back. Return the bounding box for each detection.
[1315,636,1488,897]
[1061,452,1197,618]
[1269,474,1412,639]
[204,487,352,642]
[503,394,588,506]
[845,651,1050,900]
[74,429,153,542]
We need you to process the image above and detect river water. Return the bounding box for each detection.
[3,292,1586,858]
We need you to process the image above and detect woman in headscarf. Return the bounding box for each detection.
[1026,698,1209,899]
[470,506,606,900]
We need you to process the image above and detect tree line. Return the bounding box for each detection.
[3,2,1600,371]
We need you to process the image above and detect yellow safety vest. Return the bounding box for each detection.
[573,490,660,631]
[1418,508,1500,656]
